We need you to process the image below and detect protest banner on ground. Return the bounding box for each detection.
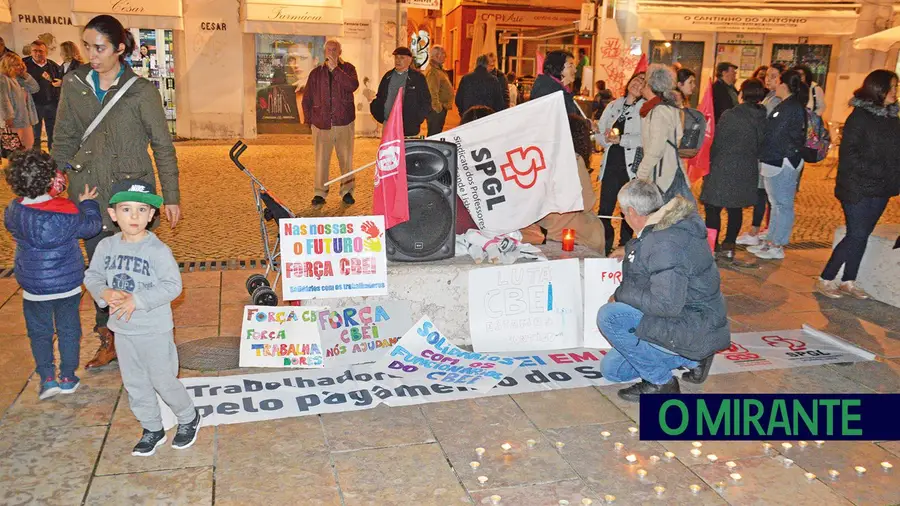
[373,316,522,391]
[582,258,621,349]
[238,306,325,368]
[315,302,414,368]
[163,326,874,428]
[428,92,583,234]
[468,259,583,352]
[278,216,388,300]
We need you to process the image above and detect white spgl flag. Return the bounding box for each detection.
[428,91,584,234]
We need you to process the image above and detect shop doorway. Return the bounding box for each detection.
[715,43,763,84]
[649,40,704,107]
[771,43,832,89]
[129,29,176,135]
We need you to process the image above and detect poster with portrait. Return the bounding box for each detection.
[255,34,325,132]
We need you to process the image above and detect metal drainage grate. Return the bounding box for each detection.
[177,335,241,371]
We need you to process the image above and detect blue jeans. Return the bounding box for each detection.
[23,294,82,380]
[763,160,802,246]
[821,197,890,282]
[33,102,57,151]
[597,302,697,385]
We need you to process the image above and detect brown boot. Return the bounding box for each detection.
[86,327,117,369]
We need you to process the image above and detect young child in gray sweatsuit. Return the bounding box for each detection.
[84,179,200,457]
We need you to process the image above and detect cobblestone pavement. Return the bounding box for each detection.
[0,138,897,266]
[0,249,899,504]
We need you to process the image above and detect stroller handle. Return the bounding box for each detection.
[230,140,249,171]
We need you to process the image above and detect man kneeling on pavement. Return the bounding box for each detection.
[598,180,730,402]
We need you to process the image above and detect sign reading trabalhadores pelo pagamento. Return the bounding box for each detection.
[373,316,523,391]
[239,306,325,368]
[279,216,388,300]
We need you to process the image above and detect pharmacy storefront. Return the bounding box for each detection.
[633,1,860,118]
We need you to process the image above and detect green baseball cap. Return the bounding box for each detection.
[108,179,164,208]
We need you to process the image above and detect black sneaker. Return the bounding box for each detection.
[682,355,715,384]
[311,196,326,208]
[617,377,680,403]
[132,429,166,457]
[172,409,201,450]
[342,193,355,205]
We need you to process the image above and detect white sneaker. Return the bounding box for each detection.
[736,233,760,246]
[746,243,768,255]
[754,246,784,260]
[759,230,769,240]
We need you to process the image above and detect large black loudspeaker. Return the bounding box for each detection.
[386,140,457,262]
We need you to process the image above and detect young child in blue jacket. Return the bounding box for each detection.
[3,150,102,399]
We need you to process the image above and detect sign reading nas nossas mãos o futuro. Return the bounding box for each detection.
[279,216,388,300]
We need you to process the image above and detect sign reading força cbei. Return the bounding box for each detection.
[279,216,389,300]
[239,305,325,368]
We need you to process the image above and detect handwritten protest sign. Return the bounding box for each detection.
[239,306,326,368]
[373,316,522,391]
[583,258,621,348]
[313,302,414,367]
[279,216,388,300]
[468,259,583,353]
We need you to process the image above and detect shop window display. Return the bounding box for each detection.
[128,29,176,134]
[255,34,325,134]
[771,43,831,89]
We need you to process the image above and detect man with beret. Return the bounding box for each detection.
[370,47,432,137]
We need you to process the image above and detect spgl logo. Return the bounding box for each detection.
[761,335,806,351]
[470,145,546,211]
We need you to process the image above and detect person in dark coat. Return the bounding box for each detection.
[700,78,767,261]
[712,61,738,123]
[817,70,900,300]
[24,40,63,151]
[530,50,578,115]
[598,180,730,402]
[370,47,431,137]
[455,54,506,115]
[486,52,510,110]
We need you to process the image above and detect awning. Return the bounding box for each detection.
[71,0,184,29]
[853,26,900,52]
[637,1,860,35]
[242,0,343,36]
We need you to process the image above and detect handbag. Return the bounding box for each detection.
[68,76,139,172]
[1,127,23,154]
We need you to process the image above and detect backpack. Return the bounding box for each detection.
[801,109,831,163]
[678,108,707,159]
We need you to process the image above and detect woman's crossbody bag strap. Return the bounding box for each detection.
[80,76,139,147]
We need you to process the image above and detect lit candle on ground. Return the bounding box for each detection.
[581,499,593,505]
[782,442,793,451]
[828,469,840,480]
[805,472,817,482]
[725,461,737,470]
[558,501,569,506]
[526,439,537,449]
[475,447,486,457]
[603,495,616,504]
[562,229,576,252]
[798,441,808,449]
[707,454,718,463]
[625,454,637,464]
[478,476,489,485]
[614,442,624,452]
[469,461,480,470]
[814,440,825,447]
[649,455,660,464]
[664,451,675,461]
[690,449,702,458]
[654,486,666,496]
[692,441,703,448]
[783,458,794,468]
[636,469,648,479]
[556,441,566,449]
[690,484,702,495]
[501,443,512,453]
[490,495,502,505]
[881,461,893,471]
[628,427,639,436]
[600,431,611,440]
[715,481,727,491]
[855,466,867,475]
[730,473,742,483]
[762,443,773,453]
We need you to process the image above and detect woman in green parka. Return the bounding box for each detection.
[52,14,181,369]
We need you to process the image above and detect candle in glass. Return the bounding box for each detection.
[562,229,576,251]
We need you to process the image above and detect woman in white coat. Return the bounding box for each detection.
[595,72,646,254]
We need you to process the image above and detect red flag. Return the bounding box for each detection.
[687,78,715,183]
[372,88,409,229]
[632,54,648,77]
[536,50,545,75]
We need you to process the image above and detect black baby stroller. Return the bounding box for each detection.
[229,140,297,306]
